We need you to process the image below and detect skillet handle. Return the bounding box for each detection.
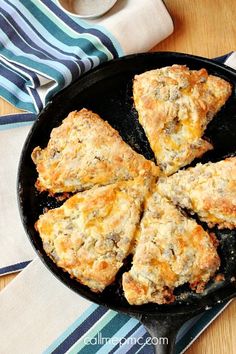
[139,313,194,354]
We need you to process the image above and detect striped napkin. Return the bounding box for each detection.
[0,52,235,354]
[0,258,232,354]
[0,0,173,113]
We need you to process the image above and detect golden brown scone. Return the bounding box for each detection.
[157,157,236,229]
[122,189,220,305]
[133,65,232,175]
[35,177,154,292]
[32,109,159,194]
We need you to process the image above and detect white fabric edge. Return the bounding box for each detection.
[89,0,174,54]
[0,258,92,354]
[224,51,236,70]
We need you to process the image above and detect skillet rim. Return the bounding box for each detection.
[17,51,236,317]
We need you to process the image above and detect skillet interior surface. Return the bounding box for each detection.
[18,52,236,316]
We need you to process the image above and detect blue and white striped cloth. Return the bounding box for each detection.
[0,0,122,113]
[0,258,232,354]
[0,0,173,113]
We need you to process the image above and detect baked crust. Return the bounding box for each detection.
[133,65,232,175]
[35,177,154,292]
[32,109,159,194]
[157,157,236,229]
[122,189,220,305]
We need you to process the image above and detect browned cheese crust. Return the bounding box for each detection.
[157,157,236,229]
[122,189,220,305]
[31,109,159,194]
[35,177,155,292]
[133,65,232,175]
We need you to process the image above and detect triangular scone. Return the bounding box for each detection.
[35,177,154,292]
[122,189,220,305]
[157,157,236,229]
[133,65,232,175]
[32,109,159,194]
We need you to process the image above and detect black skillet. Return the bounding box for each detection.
[18,52,236,354]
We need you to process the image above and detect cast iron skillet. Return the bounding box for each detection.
[18,52,236,354]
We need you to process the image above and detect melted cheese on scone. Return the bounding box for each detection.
[122,190,220,305]
[133,65,232,175]
[32,109,159,194]
[35,177,154,292]
[157,157,236,229]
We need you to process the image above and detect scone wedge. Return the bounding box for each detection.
[32,109,159,194]
[133,65,232,175]
[157,157,236,229]
[35,177,154,292]
[122,189,220,305]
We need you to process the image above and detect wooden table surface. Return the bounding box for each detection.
[0,0,235,353]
